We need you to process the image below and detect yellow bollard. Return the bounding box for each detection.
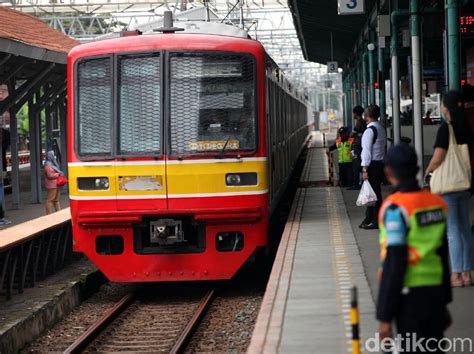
[351,286,361,354]
[327,150,334,186]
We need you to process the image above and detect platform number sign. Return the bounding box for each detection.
[338,0,365,15]
[327,61,338,74]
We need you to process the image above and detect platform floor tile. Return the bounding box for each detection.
[249,185,376,353]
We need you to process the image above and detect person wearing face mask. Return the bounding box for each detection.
[349,105,366,190]
[426,91,473,287]
[44,150,64,215]
[359,105,387,230]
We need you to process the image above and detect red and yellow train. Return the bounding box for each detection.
[67,23,311,282]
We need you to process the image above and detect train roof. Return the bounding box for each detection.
[96,21,249,41]
[68,30,264,60]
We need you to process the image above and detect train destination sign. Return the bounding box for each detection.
[189,140,240,151]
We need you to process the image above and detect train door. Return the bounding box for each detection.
[115,52,168,211]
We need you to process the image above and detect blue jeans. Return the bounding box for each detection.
[442,191,473,273]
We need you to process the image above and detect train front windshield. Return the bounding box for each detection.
[74,52,256,159]
[169,53,256,155]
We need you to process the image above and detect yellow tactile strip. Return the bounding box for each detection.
[326,189,357,353]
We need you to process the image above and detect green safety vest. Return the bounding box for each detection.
[378,190,447,288]
[336,138,353,163]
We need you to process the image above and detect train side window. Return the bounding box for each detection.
[118,54,162,155]
[76,57,113,157]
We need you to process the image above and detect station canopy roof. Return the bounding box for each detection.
[0,7,79,118]
[288,0,377,65]
[0,7,78,64]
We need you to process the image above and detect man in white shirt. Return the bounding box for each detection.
[360,105,386,230]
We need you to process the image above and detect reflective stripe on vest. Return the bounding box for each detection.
[378,190,447,288]
[336,138,353,163]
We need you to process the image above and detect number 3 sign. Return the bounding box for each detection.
[338,0,364,15]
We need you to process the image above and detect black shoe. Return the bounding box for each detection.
[359,222,368,229]
[361,223,379,230]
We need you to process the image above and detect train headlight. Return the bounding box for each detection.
[225,173,257,186]
[226,174,241,185]
[78,177,109,190]
[95,178,109,189]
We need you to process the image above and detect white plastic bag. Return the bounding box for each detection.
[356,180,378,207]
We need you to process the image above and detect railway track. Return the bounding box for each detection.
[63,288,215,354]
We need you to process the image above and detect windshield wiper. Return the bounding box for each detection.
[216,136,231,159]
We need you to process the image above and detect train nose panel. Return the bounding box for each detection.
[115,163,167,210]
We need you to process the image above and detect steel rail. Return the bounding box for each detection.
[170,289,216,354]
[63,293,135,354]
[63,289,215,354]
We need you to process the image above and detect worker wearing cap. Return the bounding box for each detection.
[349,105,366,190]
[377,144,452,353]
[330,127,353,187]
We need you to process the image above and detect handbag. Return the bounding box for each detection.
[57,175,68,187]
[430,123,471,194]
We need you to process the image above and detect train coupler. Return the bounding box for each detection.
[150,219,185,245]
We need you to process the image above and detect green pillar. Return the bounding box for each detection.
[343,76,348,126]
[368,32,376,105]
[350,70,356,108]
[350,71,355,126]
[356,59,361,105]
[346,76,352,125]
[446,0,460,91]
[362,53,368,107]
[347,77,352,127]
[378,46,386,123]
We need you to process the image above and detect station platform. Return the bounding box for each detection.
[248,131,474,353]
[0,166,69,229]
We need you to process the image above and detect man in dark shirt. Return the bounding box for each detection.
[349,105,366,190]
[377,144,451,353]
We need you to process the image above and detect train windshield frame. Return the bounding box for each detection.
[74,50,257,160]
[168,51,257,157]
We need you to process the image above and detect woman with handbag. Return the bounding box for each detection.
[44,150,66,215]
[426,91,473,287]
